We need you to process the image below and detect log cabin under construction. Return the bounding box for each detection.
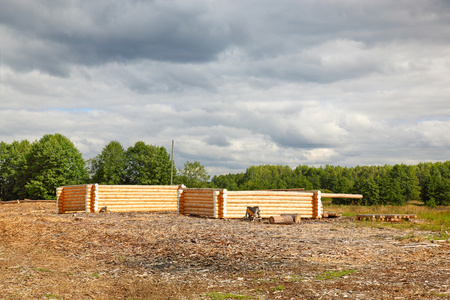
[56,184,362,219]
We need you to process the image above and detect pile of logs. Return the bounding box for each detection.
[356,214,417,222]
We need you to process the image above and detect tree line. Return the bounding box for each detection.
[0,134,209,201]
[211,163,450,206]
[1,133,449,206]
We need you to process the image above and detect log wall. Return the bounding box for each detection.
[56,184,180,213]
[96,185,180,212]
[177,189,323,219]
[56,184,95,214]
[177,188,222,218]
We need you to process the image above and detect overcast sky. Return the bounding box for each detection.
[1,0,449,176]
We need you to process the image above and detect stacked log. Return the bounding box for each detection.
[57,184,180,214]
[96,185,180,213]
[225,191,316,219]
[56,184,91,213]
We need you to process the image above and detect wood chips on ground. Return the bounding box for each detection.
[0,202,449,299]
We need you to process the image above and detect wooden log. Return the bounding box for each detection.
[324,211,342,218]
[280,214,301,224]
[321,193,363,199]
[269,215,294,224]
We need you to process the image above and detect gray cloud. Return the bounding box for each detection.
[0,0,449,176]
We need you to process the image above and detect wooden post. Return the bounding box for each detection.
[313,190,322,219]
[177,185,185,214]
[85,184,89,213]
[56,187,63,214]
[93,184,99,212]
[213,190,218,219]
[222,189,227,219]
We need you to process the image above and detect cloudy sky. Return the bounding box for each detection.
[1,0,449,176]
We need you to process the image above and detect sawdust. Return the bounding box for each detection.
[0,202,449,299]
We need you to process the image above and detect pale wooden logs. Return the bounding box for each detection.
[269,215,294,224]
[280,214,301,223]
[96,185,179,212]
[180,189,216,217]
[321,193,363,199]
[225,191,315,219]
[57,185,88,213]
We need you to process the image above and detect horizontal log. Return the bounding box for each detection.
[61,185,89,190]
[61,202,85,207]
[97,204,177,209]
[98,192,177,196]
[226,194,313,199]
[183,200,214,204]
[227,191,314,196]
[180,188,224,192]
[182,211,214,215]
[98,185,179,188]
[103,208,177,212]
[226,200,313,204]
[97,197,177,201]
[61,207,85,211]
[183,197,214,201]
[184,204,215,209]
[60,196,85,201]
[269,215,294,224]
[96,198,177,202]
[281,214,302,223]
[227,202,314,210]
[321,193,363,199]
[226,199,314,204]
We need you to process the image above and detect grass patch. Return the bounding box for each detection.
[44,293,62,299]
[272,285,284,291]
[206,292,253,300]
[36,267,53,272]
[315,269,355,280]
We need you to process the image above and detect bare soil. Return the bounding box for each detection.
[0,202,449,299]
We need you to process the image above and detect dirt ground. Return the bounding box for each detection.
[0,202,449,299]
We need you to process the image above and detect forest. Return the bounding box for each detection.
[1,133,449,207]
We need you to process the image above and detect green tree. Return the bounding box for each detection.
[18,134,87,200]
[0,141,31,200]
[124,141,172,185]
[177,161,210,188]
[89,141,126,184]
